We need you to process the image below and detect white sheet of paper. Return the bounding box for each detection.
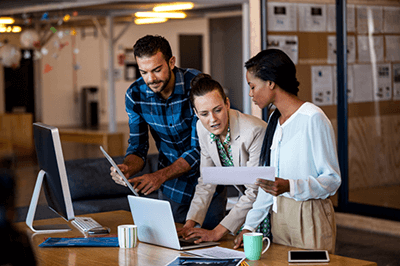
[357,6,383,34]
[357,35,384,63]
[298,3,327,32]
[327,4,355,32]
[327,35,355,64]
[383,7,400,33]
[353,64,374,103]
[393,64,400,100]
[267,35,298,64]
[184,246,246,259]
[385,35,400,62]
[201,167,275,185]
[311,65,334,106]
[374,63,392,101]
[267,2,297,32]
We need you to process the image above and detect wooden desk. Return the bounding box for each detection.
[59,129,124,157]
[14,211,377,266]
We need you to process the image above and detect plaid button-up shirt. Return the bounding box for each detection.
[125,67,201,204]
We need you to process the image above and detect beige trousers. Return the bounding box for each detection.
[271,196,336,254]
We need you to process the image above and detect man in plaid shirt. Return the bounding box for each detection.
[111,35,226,226]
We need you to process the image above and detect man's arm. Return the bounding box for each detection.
[130,157,191,195]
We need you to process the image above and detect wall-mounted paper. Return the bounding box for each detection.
[383,7,400,33]
[333,65,355,104]
[298,4,327,32]
[357,35,384,63]
[267,35,298,64]
[393,64,400,100]
[327,35,356,64]
[357,6,383,34]
[374,64,392,101]
[311,65,334,106]
[385,35,400,62]
[267,2,297,32]
[327,4,355,32]
[353,64,374,103]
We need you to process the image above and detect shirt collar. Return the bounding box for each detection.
[210,125,231,145]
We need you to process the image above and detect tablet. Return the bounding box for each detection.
[100,146,139,197]
[288,250,330,263]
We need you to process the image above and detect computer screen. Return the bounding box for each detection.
[26,122,75,233]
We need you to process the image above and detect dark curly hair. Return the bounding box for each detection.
[189,73,227,110]
[133,35,173,62]
[245,49,300,96]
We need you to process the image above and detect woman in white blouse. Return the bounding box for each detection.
[233,49,341,254]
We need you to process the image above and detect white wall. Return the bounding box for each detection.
[39,17,209,127]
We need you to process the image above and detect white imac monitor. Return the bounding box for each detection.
[26,122,75,233]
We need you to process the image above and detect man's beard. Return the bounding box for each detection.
[147,67,171,94]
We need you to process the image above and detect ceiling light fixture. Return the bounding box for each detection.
[153,2,194,12]
[134,18,168,25]
[135,11,186,19]
[0,17,15,24]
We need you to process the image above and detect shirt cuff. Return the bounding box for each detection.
[242,225,256,232]
[289,179,295,197]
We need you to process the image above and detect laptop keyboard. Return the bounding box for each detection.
[179,238,200,247]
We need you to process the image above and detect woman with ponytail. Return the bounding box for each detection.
[233,49,341,254]
[178,73,268,243]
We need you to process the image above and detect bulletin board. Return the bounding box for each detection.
[265,0,400,120]
[265,0,400,192]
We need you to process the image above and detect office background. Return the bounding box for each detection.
[0,0,399,265]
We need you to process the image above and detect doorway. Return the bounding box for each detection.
[3,49,35,119]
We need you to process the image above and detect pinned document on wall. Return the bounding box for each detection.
[311,65,334,106]
[357,6,383,34]
[326,4,355,32]
[357,35,384,63]
[267,2,297,32]
[393,64,400,100]
[298,4,327,32]
[333,65,355,104]
[374,64,392,101]
[267,35,298,64]
[353,64,374,103]
[385,36,400,62]
[383,7,400,33]
[327,35,356,64]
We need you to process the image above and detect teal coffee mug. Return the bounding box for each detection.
[243,232,271,260]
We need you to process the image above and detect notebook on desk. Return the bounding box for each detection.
[127,195,219,250]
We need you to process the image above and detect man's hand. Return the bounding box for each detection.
[130,172,167,196]
[256,177,290,196]
[110,164,129,186]
[233,229,251,249]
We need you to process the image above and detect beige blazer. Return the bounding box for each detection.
[186,109,267,233]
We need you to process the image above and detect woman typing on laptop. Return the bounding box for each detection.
[178,74,268,243]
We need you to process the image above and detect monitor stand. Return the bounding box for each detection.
[25,170,71,233]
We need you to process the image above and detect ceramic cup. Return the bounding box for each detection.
[118,224,137,248]
[243,232,270,260]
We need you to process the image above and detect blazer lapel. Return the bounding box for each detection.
[229,110,241,167]
[207,134,222,167]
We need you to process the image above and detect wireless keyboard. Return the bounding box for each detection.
[71,217,103,233]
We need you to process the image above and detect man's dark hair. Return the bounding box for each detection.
[133,35,173,62]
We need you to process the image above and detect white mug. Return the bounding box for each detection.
[118,224,137,248]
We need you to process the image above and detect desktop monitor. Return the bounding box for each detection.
[26,122,75,233]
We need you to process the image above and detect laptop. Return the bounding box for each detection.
[100,146,139,196]
[127,195,219,250]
